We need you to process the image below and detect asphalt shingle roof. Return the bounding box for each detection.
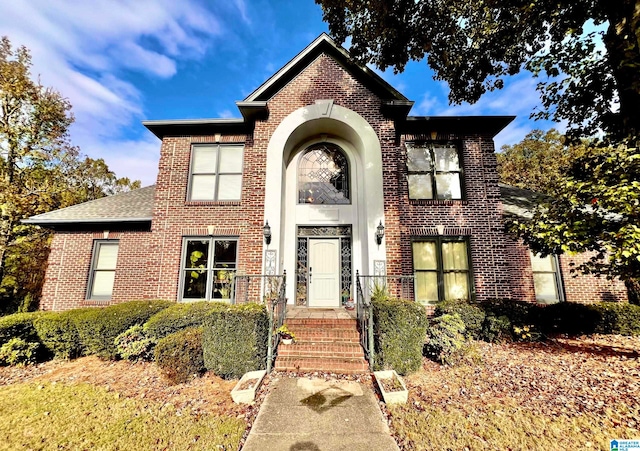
[24,183,537,226]
[23,185,155,225]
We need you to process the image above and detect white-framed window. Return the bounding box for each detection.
[188,144,244,201]
[529,252,564,304]
[406,142,463,199]
[87,240,119,300]
[181,238,238,301]
[412,237,472,304]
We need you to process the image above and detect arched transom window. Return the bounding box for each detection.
[298,143,350,204]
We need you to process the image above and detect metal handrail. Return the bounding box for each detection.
[266,271,286,372]
[355,270,374,368]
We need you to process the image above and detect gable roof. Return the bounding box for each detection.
[23,185,155,226]
[244,33,409,103]
[25,183,537,227]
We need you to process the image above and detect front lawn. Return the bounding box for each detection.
[0,357,248,450]
[386,335,640,451]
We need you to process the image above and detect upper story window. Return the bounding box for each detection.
[529,251,564,304]
[298,143,350,204]
[189,144,244,201]
[406,143,462,200]
[87,240,119,300]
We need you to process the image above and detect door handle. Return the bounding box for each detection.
[309,267,312,284]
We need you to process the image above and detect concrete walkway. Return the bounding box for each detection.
[241,377,400,451]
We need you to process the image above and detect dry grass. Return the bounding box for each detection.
[0,356,253,450]
[0,382,244,450]
[386,335,640,451]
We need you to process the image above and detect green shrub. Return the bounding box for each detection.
[537,302,599,335]
[155,327,205,384]
[0,312,43,345]
[202,303,268,380]
[435,299,486,339]
[591,302,640,336]
[424,313,467,365]
[372,298,429,375]
[33,311,85,359]
[480,299,535,328]
[73,300,172,359]
[0,338,40,366]
[115,325,157,361]
[481,314,512,342]
[144,301,227,340]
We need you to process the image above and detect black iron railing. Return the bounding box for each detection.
[265,272,286,372]
[232,274,285,305]
[355,272,415,369]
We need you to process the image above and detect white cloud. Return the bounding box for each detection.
[0,0,223,182]
[414,93,441,116]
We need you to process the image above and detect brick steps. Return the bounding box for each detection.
[275,316,368,374]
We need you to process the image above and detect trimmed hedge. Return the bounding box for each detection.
[144,301,228,340]
[372,298,429,375]
[435,299,485,339]
[33,310,87,359]
[0,312,43,345]
[424,313,467,365]
[434,299,640,340]
[155,327,205,384]
[202,303,268,380]
[73,300,172,359]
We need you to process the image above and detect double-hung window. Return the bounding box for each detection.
[529,251,564,304]
[412,238,471,304]
[406,143,462,199]
[189,144,244,201]
[87,240,119,300]
[181,238,238,301]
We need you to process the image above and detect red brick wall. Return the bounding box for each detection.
[38,51,629,309]
[503,239,627,304]
[40,229,150,311]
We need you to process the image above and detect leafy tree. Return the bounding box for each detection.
[497,129,587,195]
[317,0,638,140]
[0,37,139,313]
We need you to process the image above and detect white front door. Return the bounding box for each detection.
[308,238,340,307]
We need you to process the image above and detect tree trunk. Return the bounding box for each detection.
[602,0,640,139]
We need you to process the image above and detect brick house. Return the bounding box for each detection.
[26,34,628,312]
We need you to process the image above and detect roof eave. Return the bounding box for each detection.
[22,217,153,226]
[399,116,516,138]
[143,118,249,139]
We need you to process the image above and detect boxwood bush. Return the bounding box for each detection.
[424,313,467,365]
[0,312,43,345]
[73,300,172,359]
[144,301,228,340]
[435,299,485,339]
[202,303,268,379]
[591,302,640,336]
[155,327,205,384]
[372,298,428,375]
[33,310,87,359]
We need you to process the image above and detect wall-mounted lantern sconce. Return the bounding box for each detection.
[430,130,438,140]
[375,221,385,245]
[263,221,272,245]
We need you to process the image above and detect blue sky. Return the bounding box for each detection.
[1,0,555,186]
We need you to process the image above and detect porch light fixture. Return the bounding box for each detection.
[376,221,385,245]
[263,221,272,245]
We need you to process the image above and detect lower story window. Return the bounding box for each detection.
[88,240,119,300]
[529,251,564,304]
[181,238,238,301]
[412,238,471,304]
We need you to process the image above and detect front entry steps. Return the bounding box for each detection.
[275,309,369,374]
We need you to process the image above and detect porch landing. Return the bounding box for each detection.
[286,306,357,320]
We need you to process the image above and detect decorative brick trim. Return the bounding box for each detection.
[185,201,242,206]
[409,199,469,206]
[181,227,242,236]
[191,135,249,143]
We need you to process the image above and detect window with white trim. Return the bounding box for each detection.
[188,144,244,201]
[181,238,238,301]
[412,238,471,304]
[529,251,564,304]
[87,241,119,300]
[406,143,462,199]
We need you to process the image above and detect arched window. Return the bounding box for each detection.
[298,143,350,204]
